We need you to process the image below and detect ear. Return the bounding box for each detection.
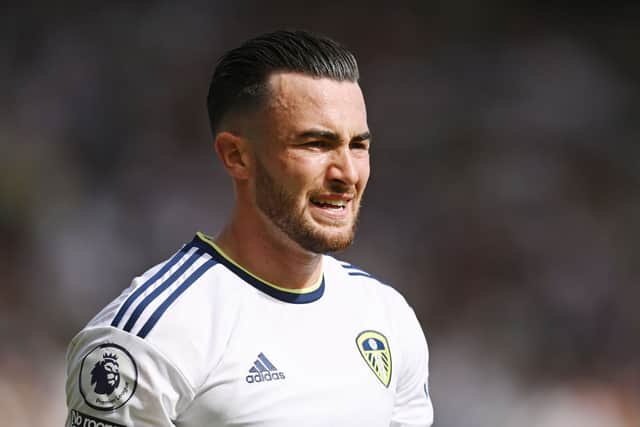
[215,131,252,180]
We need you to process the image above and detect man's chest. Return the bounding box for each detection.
[178,296,399,426]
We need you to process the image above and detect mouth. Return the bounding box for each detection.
[310,195,352,210]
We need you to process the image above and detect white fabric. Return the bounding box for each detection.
[65,235,433,427]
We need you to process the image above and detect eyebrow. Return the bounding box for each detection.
[298,129,372,143]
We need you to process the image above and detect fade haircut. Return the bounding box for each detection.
[207,30,360,135]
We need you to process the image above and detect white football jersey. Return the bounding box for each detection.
[65,232,433,427]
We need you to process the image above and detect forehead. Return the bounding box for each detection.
[263,72,367,136]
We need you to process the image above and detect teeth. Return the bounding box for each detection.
[312,198,346,207]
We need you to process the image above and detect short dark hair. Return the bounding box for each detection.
[207,30,360,135]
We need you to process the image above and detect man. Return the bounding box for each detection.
[65,30,433,427]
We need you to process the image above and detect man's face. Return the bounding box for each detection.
[251,72,370,253]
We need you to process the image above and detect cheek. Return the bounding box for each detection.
[278,155,325,188]
[357,160,371,189]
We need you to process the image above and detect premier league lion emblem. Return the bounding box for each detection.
[79,343,138,411]
[91,353,120,395]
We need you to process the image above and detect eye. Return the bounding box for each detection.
[302,140,329,149]
[350,141,369,151]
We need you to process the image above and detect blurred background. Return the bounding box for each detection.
[1,1,639,425]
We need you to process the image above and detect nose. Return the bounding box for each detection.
[327,146,359,187]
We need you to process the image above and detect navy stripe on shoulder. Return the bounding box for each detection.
[112,241,219,338]
[122,249,204,333]
[348,271,373,278]
[340,262,373,278]
[137,258,217,338]
[111,244,195,328]
[339,261,392,287]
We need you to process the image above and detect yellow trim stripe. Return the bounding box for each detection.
[196,232,323,295]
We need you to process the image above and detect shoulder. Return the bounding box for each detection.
[65,324,195,419]
[324,255,413,310]
[75,238,244,389]
[325,255,429,372]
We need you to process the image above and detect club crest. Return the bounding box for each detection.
[356,330,392,387]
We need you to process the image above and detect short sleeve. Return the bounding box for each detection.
[65,326,195,427]
[390,306,434,427]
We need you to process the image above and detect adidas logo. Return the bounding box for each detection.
[245,352,286,384]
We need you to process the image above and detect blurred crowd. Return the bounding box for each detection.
[1,2,638,426]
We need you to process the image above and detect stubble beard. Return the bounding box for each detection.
[254,158,359,254]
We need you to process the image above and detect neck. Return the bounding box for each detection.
[213,206,323,290]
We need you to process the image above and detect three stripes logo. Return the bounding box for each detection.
[356,330,392,387]
[245,353,285,384]
[110,244,217,339]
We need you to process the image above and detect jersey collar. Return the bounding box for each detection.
[191,232,325,304]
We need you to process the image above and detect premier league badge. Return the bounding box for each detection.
[356,330,392,387]
[79,343,138,411]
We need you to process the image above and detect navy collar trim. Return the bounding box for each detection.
[190,234,325,304]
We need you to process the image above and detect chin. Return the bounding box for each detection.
[301,226,356,254]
